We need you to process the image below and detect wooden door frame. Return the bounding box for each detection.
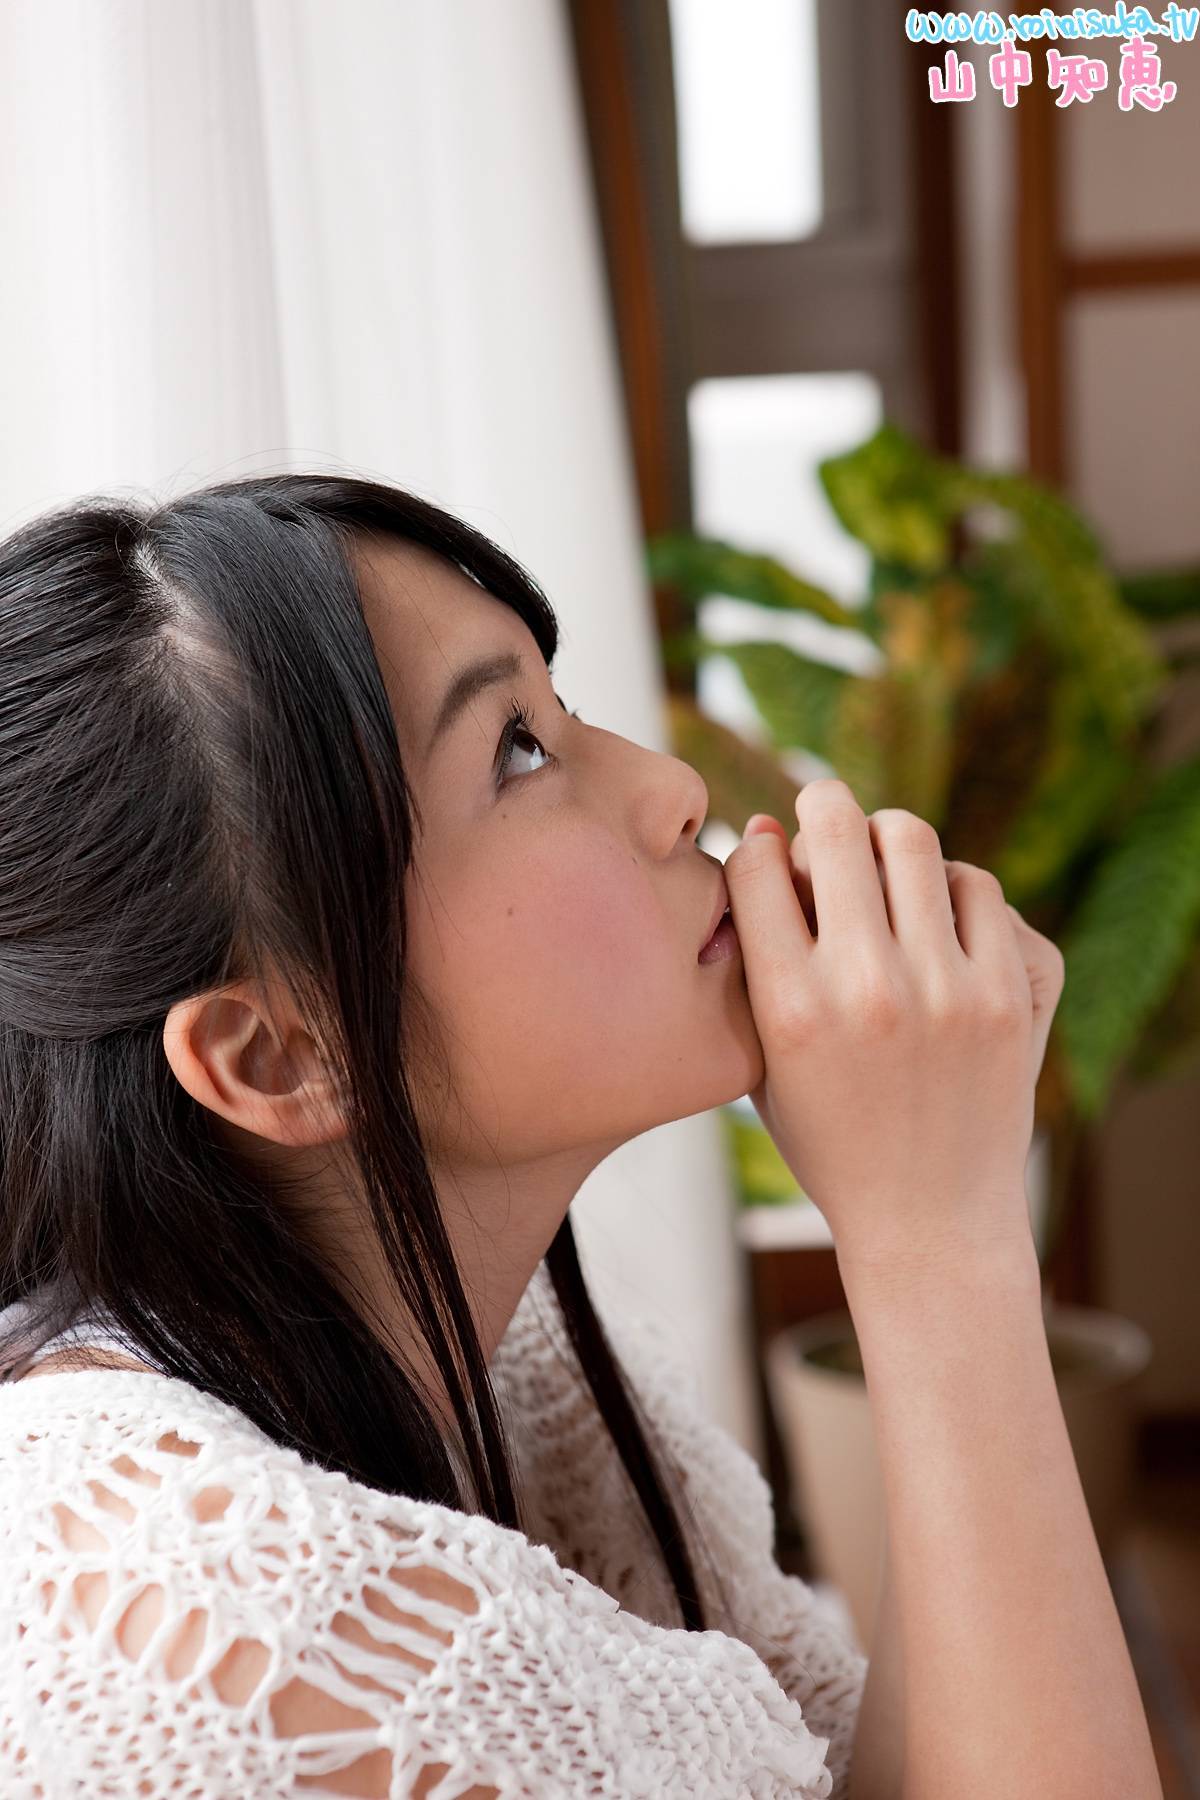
[1016,45,1200,488]
[564,0,965,537]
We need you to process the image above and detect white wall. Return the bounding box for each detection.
[0,0,761,1455]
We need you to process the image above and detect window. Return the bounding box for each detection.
[668,0,822,245]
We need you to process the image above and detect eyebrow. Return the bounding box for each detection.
[425,650,563,759]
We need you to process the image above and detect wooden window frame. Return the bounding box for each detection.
[565,0,964,553]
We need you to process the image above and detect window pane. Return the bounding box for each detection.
[688,372,885,839]
[688,371,883,605]
[668,0,822,245]
[1067,291,1200,570]
[1060,38,1200,255]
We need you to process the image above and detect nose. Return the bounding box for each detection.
[635,744,709,857]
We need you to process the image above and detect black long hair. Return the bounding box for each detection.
[0,472,711,1629]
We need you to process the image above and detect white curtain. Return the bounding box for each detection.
[0,0,762,1456]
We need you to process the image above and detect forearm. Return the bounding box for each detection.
[837,1229,1160,1800]
[848,1520,906,1799]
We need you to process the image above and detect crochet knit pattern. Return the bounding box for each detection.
[0,1262,867,1797]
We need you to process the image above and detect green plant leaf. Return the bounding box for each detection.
[1055,755,1200,1117]
[714,641,849,760]
[859,557,932,640]
[1116,565,1200,621]
[950,464,1103,565]
[646,533,857,629]
[819,599,966,823]
[722,1109,803,1209]
[958,557,1027,679]
[942,633,1060,874]
[819,431,1166,739]
[821,670,956,818]
[991,680,1138,907]
[818,423,960,573]
[962,535,1165,740]
[660,627,706,676]
[1127,938,1200,1083]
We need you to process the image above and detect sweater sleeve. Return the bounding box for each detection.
[0,1370,839,1800]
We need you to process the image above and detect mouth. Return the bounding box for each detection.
[698,887,738,963]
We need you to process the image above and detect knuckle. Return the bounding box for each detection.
[1040,950,1067,1000]
[922,966,966,1025]
[870,809,942,857]
[846,967,903,1034]
[980,982,1028,1033]
[725,835,778,879]
[768,987,820,1049]
[799,777,856,805]
[799,781,864,845]
[954,861,1005,900]
[810,810,862,849]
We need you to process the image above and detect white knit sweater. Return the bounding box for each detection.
[0,1262,867,1798]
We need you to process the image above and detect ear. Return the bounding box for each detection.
[161,981,346,1149]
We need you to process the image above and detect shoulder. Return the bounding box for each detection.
[0,1368,602,1796]
[0,1361,588,1614]
[0,1365,838,1798]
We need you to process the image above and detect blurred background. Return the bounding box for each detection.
[1,2,1197,1789]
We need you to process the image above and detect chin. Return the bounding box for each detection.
[720,1029,766,1103]
[682,1041,765,1122]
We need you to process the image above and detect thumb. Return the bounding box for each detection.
[726,813,815,1010]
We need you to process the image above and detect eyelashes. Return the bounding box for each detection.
[495,695,581,788]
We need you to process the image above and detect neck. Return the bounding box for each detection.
[286,1136,617,1430]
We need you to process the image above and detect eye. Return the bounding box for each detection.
[495,697,582,790]
[489,694,579,788]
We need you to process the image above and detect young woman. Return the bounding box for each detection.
[0,474,1158,1798]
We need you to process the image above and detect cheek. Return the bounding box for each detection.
[403,838,756,1152]
[410,848,680,1049]
[506,858,665,970]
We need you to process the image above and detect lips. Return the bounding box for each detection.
[698,881,731,958]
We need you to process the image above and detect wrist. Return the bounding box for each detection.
[835,1218,1042,1307]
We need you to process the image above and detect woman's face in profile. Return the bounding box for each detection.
[352,535,765,1175]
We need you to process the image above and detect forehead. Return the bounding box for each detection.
[351,534,539,748]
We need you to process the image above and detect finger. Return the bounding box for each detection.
[791,824,893,935]
[795,779,890,949]
[763,816,885,940]
[867,810,958,956]
[944,861,1026,983]
[743,814,816,931]
[724,828,815,1027]
[1006,902,1066,1072]
[782,830,819,935]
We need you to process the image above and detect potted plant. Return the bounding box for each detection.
[648,423,1200,1649]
